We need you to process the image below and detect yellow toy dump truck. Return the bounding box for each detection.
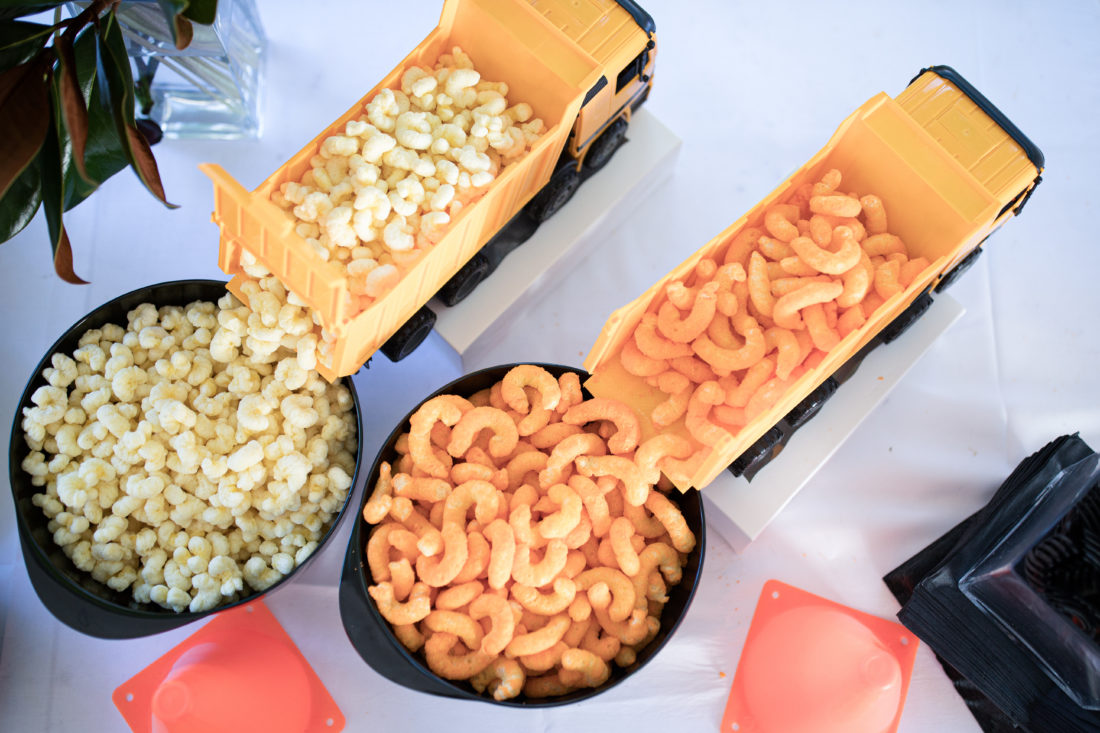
[201,0,657,381]
[583,65,1044,490]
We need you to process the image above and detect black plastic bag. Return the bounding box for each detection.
[884,434,1100,733]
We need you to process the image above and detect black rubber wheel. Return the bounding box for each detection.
[728,426,785,479]
[880,290,934,344]
[524,165,582,223]
[437,252,490,307]
[584,117,628,172]
[935,245,983,293]
[784,377,839,430]
[380,306,436,362]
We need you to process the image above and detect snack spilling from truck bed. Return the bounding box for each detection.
[359,364,696,701]
[614,169,929,484]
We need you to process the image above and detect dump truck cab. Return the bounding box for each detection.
[534,0,656,169]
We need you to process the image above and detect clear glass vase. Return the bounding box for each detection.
[91,0,267,139]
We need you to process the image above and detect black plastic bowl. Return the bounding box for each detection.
[339,362,706,706]
[8,280,363,638]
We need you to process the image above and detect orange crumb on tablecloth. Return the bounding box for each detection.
[719,671,726,678]
[877,375,885,380]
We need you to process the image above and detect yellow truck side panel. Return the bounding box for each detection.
[583,70,1040,491]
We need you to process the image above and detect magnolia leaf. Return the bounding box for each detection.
[96,10,177,208]
[172,14,193,50]
[63,28,127,211]
[55,34,90,181]
[155,0,191,49]
[42,101,86,284]
[0,152,42,242]
[182,0,217,25]
[0,19,51,67]
[0,59,49,202]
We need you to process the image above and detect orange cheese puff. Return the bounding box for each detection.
[773,280,843,330]
[764,204,801,243]
[837,306,866,338]
[747,251,777,320]
[669,355,719,383]
[634,313,694,360]
[863,233,907,257]
[837,251,873,308]
[619,336,667,377]
[423,632,495,681]
[684,381,730,447]
[651,384,691,429]
[657,281,719,343]
[723,227,763,267]
[779,256,821,277]
[562,398,642,455]
[801,304,840,352]
[859,194,888,235]
[757,235,795,262]
[764,327,800,380]
[745,374,799,422]
[707,313,740,349]
[665,281,696,310]
[713,404,746,428]
[810,194,861,218]
[792,228,861,275]
[809,215,833,246]
[692,326,766,377]
[873,259,903,300]
[725,357,775,407]
[819,168,842,191]
[899,256,930,287]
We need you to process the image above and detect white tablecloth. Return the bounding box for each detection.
[2,2,1098,731]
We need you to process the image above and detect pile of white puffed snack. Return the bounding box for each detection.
[270,45,545,321]
[19,279,357,613]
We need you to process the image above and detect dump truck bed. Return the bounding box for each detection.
[202,0,617,380]
[583,66,1042,491]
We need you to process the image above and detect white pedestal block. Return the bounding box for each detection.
[703,294,967,552]
[431,109,681,367]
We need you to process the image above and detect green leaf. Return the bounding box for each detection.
[63,27,127,211]
[0,150,42,242]
[182,0,217,26]
[0,19,51,68]
[96,9,177,208]
[55,34,90,181]
[0,59,50,202]
[41,94,86,284]
[155,0,192,49]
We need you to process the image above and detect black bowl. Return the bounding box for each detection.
[338,362,706,706]
[8,280,364,638]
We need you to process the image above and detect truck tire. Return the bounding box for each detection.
[729,426,784,479]
[525,165,581,223]
[784,377,839,430]
[880,290,934,344]
[584,117,628,172]
[437,252,490,307]
[935,245,983,293]
[380,306,436,362]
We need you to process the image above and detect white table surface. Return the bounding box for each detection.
[2,2,1098,731]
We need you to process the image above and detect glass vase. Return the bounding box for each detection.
[80,0,267,139]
